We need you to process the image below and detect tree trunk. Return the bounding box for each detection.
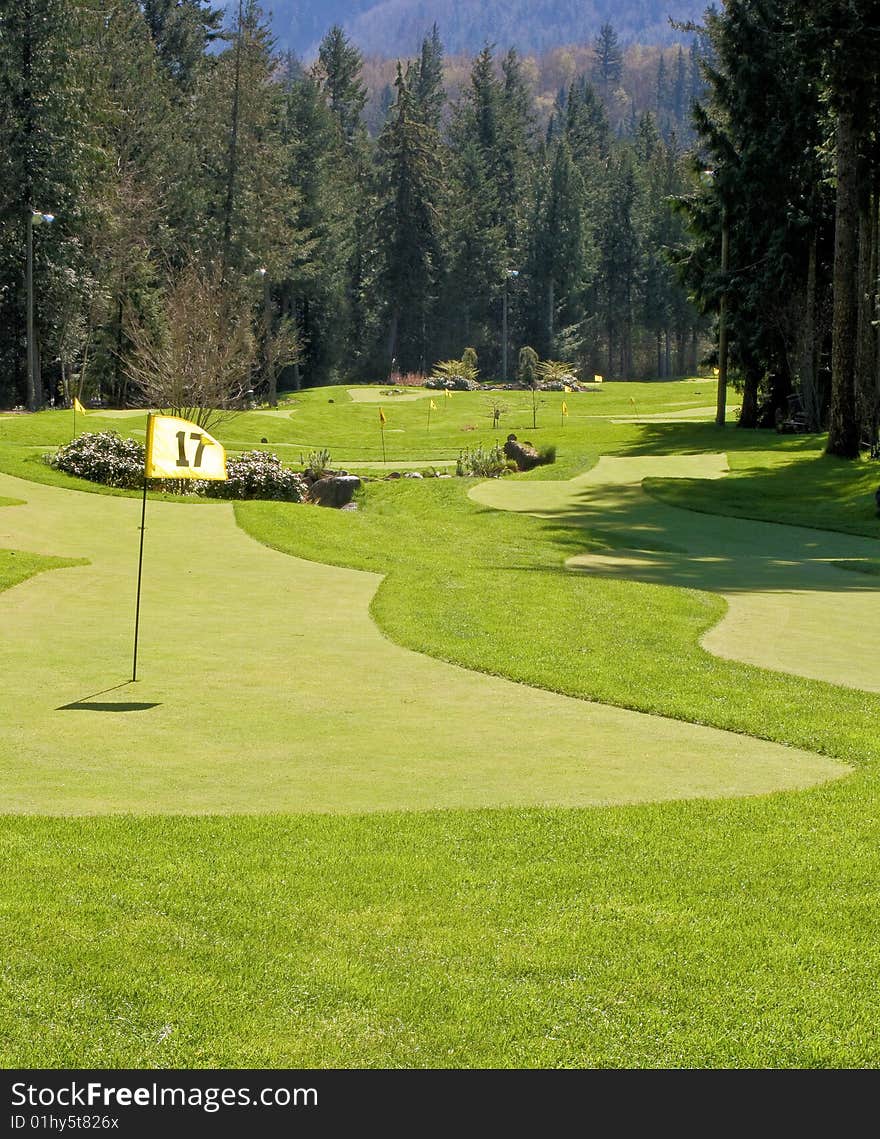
[738,370,759,427]
[546,278,554,349]
[221,0,245,274]
[801,230,820,429]
[656,331,663,378]
[855,185,877,446]
[827,107,861,457]
[387,306,399,369]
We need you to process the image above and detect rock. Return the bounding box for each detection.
[503,433,542,471]
[307,473,361,508]
[403,471,423,478]
[340,501,358,511]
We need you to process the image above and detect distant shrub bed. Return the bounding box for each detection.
[49,433,306,501]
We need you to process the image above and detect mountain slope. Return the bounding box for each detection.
[257,0,709,59]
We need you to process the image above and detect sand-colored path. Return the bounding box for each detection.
[0,472,846,813]
[470,454,880,693]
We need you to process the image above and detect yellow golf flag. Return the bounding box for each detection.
[145,414,227,480]
[562,401,568,416]
[379,408,387,425]
[73,397,86,415]
[444,388,452,399]
[593,374,603,383]
[563,385,571,393]
[429,399,437,410]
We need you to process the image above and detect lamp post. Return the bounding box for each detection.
[26,209,55,411]
[256,266,276,407]
[501,269,519,383]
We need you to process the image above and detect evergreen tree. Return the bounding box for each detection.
[526,139,590,356]
[412,23,445,131]
[678,0,835,427]
[375,64,444,372]
[315,24,367,144]
[0,0,89,407]
[592,23,623,95]
[141,0,222,89]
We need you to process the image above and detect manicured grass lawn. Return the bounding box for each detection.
[645,438,879,537]
[2,381,880,1067]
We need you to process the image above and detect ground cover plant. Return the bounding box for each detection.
[2,380,880,1068]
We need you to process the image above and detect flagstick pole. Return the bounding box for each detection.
[381,425,386,464]
[132,478,148,683]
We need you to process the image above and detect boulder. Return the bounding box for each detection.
[307,474,361,508]
[503,433,542,472]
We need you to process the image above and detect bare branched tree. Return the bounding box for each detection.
[123,261,258,432]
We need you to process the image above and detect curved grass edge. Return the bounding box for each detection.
[233,482,880,773]
[0,548,90,593]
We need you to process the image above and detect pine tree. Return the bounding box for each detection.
[375,64,444,372]
[315,24,367,145]
[526,140,590,357]
[141,0,222,90]
[412,23,445,131]
[0,0,89,407]
[592,23,623,95]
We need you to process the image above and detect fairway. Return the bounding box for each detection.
[0,469,847,813]
[471,454,880,693]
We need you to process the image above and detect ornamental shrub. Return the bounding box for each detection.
[49,431,145,488]
[517,346,539,387]
[203,450,307,501]
[455,443,512,478]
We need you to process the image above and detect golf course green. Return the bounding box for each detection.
[3,380,880,1069]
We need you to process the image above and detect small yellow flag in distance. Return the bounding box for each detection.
[430,399,437,410]
[444,388,452,399]
[73,397,86,415]
[379,408,387,425]
[712,367,720,376]
[562,401,568,416]
[563,385,571,393]
[145,414,227,480]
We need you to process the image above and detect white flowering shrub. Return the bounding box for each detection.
[49,431,145,488]
[204,450,307,501]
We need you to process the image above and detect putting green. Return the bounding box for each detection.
[470,454,880,693]
[0,472,846,812]
[346,388,430,403]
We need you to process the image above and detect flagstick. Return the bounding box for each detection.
[380,423,386,464]
[131,477,148,683]
[427,405,432,432]
[132,413,153,683]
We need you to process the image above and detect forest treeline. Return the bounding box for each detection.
[678,0,880,456]
[0,0,707,411]
[2,0,878,461]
